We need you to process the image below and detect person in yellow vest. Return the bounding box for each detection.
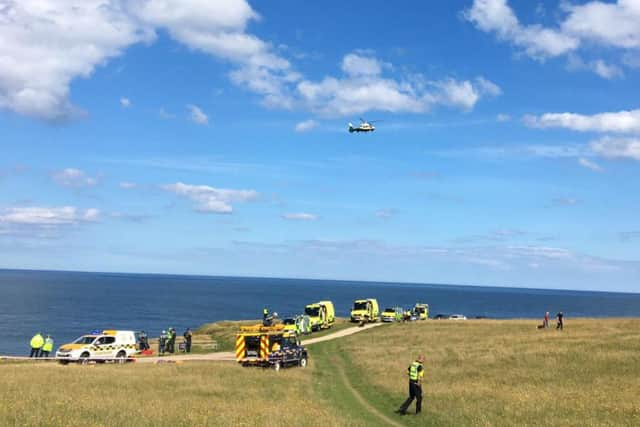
[41,335,54,357]
[29,332,44,358]
[396,354,425,415]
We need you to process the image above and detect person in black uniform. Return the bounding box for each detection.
[396,354,425,415]
[183,328,193,353]
[556,312,564,330]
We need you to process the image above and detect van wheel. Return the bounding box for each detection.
[59,360,69,365]
[116,351,127,364]
[299,357,308,368]
[80,353,90,365]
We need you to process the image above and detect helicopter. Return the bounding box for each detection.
[348,118,381,133]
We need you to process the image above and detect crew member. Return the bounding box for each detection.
[183,328,193,353]
[263,307,269,326]
[41,335,54,357]
[159,330,167,355]
[29,332,44,358]
[139,330,149,351]
[167,328,176,353]
[396,355,425,415]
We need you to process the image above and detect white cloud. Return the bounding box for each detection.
[51,168,98,188]
[119,181,137,189]
[496,113,511,122]
[567,55,624,79]
[282,212,318,221]
[524,109,640,133]
[590,136,640,160]
[341,53,383,76]
[0,206,100,226]
[464,0,578,59]
[561,0,640,49]
[294,119,317,132]
[296,52,500,116]
[0,1,153,121]
[161,182,258,213]
[552,197,579,206]
[578,157,603,172]
[464,0,640,77]
[120,97,131,108]
[187,104,209,124]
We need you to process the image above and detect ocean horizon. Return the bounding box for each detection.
[2,268,639,356]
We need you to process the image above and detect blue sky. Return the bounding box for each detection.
[1,0,639,292]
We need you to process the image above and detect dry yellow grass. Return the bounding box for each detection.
[0,360,343,427]
[329,318,640,426]
[2,318,638,427]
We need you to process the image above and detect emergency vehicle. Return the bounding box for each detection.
[235,324,308,371]
[350,298,379,323]
[55,330,137,364]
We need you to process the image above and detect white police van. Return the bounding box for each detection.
[56,330,137,364]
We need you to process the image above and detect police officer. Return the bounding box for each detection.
[29,332,44,358]
[183,328,193,353]
[41,335,54,357]
[396,355,425,415]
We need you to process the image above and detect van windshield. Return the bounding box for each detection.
[353,302,368,310]
[384,308,394,312]
[73,336,96,345]
[305,307,319,316]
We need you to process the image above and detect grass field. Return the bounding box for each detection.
[1,318,638,426]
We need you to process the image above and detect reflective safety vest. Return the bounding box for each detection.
[409,361,423,381]
[30,334,44,349]
[263,308,268,317]
[42,338,54,352]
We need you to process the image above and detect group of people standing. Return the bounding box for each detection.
[540,311,565,330]
[29,333,54,358]
[158,327,192,355]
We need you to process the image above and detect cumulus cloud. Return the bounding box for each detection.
[161,182,258,213]
[187,104,209,125]
[578,157,603,172]
[120,97,131,108]
[464,0,640,77]
[296,52,500,116]
[590,136,640,160]
[464,0,578,59]
[0,0,153,121]
[294,119,317,132]
[282,212,318,221]
[0,0,295,120]
[51,168,98,188]
[524,109,640,134]
[566,55,624,79]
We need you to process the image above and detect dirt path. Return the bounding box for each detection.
[332,354,404,427]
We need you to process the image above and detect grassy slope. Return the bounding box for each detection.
[2,319,638,426]
[312,318,640,426]
[0,360,343,427]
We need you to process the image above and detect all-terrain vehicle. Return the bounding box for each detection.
[235,324,308,371]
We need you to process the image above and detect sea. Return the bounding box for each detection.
[1,269,639,356]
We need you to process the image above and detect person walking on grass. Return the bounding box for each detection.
[41,335,54,357]
[396,354,425,415]
[29,332,44,358]
[557,312,564,330]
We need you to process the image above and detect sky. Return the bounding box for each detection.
[1,0,639,292]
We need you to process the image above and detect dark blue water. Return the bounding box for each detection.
[1,269,639,356]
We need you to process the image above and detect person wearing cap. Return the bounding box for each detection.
[396,355,425,415]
